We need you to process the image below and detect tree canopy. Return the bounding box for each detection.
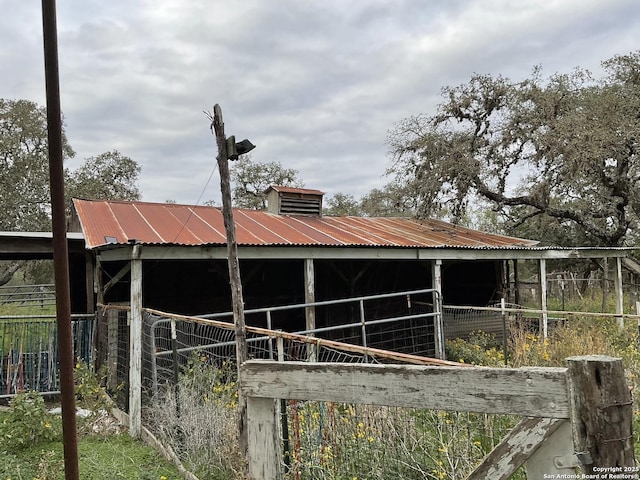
[0,99,75,231]
[387,52,640,247]
[66,150,141,204]
[0,98,141,285]
[324,185,415,217]
[230,155,303,209]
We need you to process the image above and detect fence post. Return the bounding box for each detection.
[614,257,624,330]
[247,396,279,480]
[539,258,548,338]
[129,244,143,437]
[304,258,317,362]
[566,355,635,471]
[107,309,119,390]
[432,260,444,359]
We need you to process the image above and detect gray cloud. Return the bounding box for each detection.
[2,0,640,205]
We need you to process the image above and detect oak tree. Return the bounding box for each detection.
[387,52,640,247]
[230,155,303,209]
[0,99,141,285]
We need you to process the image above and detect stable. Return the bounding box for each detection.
[69,186,632,354]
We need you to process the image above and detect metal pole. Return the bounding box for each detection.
[40,0,79,478]
[359,299,368,362]
[267,310,274,360]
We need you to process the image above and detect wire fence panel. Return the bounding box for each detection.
[0,314,95,396]
[0,284,55,307]
[140,327,520,480]
[442,305,510,344]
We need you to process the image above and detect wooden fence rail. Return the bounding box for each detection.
[240,355,635,479]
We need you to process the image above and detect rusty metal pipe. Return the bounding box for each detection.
[41,0,80,478]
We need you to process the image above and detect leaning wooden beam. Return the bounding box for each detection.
[241,360,569,417]
[466,417,566,480]
[102,262,131,295]
[140,306,467,367]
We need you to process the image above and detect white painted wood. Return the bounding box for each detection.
[466,417,566,480]
[304,258,316,361]
[247,396,279,480]
[539,258,548,338]
[525,420,575,478]
[97,244,632,262]
[240,361,569,418]
[431,259,444,359]
[615,257,624,329]
[128,244,143,437]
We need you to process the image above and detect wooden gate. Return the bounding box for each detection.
[240,355,635,479]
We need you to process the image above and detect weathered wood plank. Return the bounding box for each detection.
[247,397,279,480]
[466,417,566,480]
[240,361,569,418]
[567,355,635,471]
[128,247,143,437]
[107,309,119,390]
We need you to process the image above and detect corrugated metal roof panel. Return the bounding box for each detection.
[72,198,539,249]
[266,186,325,196]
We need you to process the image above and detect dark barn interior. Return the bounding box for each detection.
[99,257,504,333]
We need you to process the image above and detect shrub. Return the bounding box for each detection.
[148,354,246,479]
[445,331,505,366]
[0,391,61,452]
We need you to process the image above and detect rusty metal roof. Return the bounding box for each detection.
[265,186,325,196]
[72,198,539,250]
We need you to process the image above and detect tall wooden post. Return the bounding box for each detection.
[211,104,249,456]
[539,259,548,338]
[304,258,316,361]
[431,259,444,359]
[614,257,624,329]
[129,243,143,437]
[567,355,635,471]
[602,257,610,313]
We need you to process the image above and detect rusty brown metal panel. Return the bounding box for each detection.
[73,199,537,249]
[73,199,125,248]
[108,202,164,244]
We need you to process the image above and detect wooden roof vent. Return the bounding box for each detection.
[265,186,325,216]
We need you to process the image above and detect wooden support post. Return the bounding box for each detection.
[107,309,119,390]
[247,396,279,480]
[94,255,105,370]
[615,257,624,330]
[431,259,444,359]
[85,251,95,314]
[539,259,548,338]
[304,258,316,361]
[513,260,520,307]
[128,244,143,437]
[567,355,635,471]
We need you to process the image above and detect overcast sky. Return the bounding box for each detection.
[2,0,640,205]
